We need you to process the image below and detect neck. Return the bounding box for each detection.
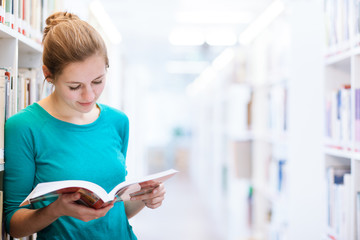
[38,93,100,125]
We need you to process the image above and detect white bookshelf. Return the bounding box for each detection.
[241,9,291,239]
[323,0,360,239]
[0,2,61,239]
[0,24,42,171]
[186,46,254,240]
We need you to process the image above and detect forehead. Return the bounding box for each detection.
[58,55,106,82]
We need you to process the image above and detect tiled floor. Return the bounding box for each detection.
[131,171,226,240]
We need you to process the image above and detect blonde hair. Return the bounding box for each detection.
[42,12,109,79]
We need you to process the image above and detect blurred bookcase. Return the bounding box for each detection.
[186,11,291,239]
[0,1,61,239]
[323,0,360,239]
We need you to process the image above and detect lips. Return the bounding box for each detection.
[79,102,93,107]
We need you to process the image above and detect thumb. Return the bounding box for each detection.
[62,192,81,202]
[71,192,81,201]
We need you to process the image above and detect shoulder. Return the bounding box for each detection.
[5,103,46,134]
[99,104,129,124]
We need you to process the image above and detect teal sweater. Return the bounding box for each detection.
[4,103,137,240]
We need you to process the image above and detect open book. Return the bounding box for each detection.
[20,169,178,209]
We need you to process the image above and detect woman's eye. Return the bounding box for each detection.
[69,85,81,90]
[93,80,103,85]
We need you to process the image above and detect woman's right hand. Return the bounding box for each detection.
[50,192,114,222]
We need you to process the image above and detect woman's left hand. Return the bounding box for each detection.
[130,182,166,209]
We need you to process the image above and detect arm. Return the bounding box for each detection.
[124,200,145,219]
[124,183,166,219]
[118,114,165,218]
[9,192,114,238]
[4,116,114,237]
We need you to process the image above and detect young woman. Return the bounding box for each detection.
[3,12,165,239]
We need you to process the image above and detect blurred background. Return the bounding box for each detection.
[51,0,354,239]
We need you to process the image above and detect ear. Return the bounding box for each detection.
[42,65,53,82]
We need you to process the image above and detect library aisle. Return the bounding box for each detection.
[131,171,226,240]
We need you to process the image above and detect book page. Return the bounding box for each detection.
[20,180,110,207]
[109,169,178,200]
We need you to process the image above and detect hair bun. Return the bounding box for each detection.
[46,11,79,26]
[43,12,80,42]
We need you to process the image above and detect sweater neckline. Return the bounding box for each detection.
[33,102,104,130]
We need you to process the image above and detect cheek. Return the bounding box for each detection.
[62,89,79,101]
[95,84,106,95]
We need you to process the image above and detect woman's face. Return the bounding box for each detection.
[52,54,107,113]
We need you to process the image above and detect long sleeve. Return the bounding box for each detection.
[4,113,36,232]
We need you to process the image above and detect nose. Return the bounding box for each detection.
[82,85,95,102]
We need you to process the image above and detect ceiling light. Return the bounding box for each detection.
[212,48,235,71]
[166,61,209,74]
[89,0,122,44]
[239,0,285,45]
[176,11,254,24]
[206,29,237,46]
[169,28,205,46]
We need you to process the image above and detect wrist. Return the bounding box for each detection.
[42,200,63,220]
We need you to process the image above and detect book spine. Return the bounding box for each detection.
[324,0,351,54]
[4,0,13,27]
[0,70,5,164]
[326,167,351,238]
[0,0,3,23]
[325,85,351,147]
[355,89,360,143]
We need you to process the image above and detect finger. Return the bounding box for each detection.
[145,201,162,209]
[59,192,81,203]
[143,195,165,206]
[131,187,165,201]
[90,203,114,221]
[139,180,160,188]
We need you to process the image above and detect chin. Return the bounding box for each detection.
[77,102,95,112]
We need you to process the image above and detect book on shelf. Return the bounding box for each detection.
[18,68,39,111]
[357,192,360,240]
[325,85,351,145]
[0,191,3,240]
[355,0,360,42]
[326,166,351,240]
[1,0,61,42]
[268,84,288,133]
[324,0,350,53]
[0,0,4,24]
[356,89,360,144]
[0,68,7,164]
[4,0,13,29]
[20,169,178,209]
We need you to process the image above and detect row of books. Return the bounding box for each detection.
[267,84,288,134]
[0,68,46,240]
[325,85,351,145]
[0,0,61,42]
[0,67,46,164]
[324,0,350,52]
[267,157,288,240]
[354,0,360,44]
[356,89,360,144]
[326,166,351,240]
[357,192,360,240]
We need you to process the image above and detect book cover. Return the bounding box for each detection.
[20,169,178,209]
[357,192,360,240]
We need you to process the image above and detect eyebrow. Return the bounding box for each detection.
[66,74,105,84]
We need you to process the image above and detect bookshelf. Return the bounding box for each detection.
[186,1,332,239]
[186,46,254,239]
[185,5,293,239]
[323,0,360,239]
[246,14,290,240]
[0,1,61,239]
